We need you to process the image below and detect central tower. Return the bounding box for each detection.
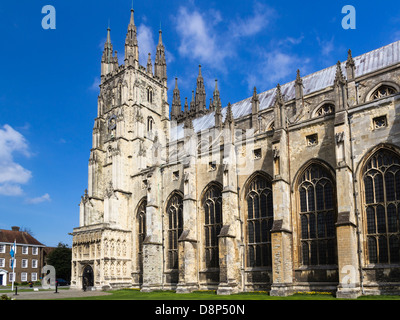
[71,9,170,290]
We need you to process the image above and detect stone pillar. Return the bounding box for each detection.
[217,128,241,295]
[141,169,164,292]
[176,125,199,293]
[270,126,294,296]
[334,110,362,299]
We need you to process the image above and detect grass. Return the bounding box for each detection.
[59,288,400,300]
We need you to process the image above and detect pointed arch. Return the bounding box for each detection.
[365,82,399,102]
[201,182,223,269]
[295,160,337,266]
[136,198,147,274]
[165,191,183,270]
[243,171,273,268]
[359,145,400,264]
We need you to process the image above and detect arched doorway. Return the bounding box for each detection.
[82,265,94,291]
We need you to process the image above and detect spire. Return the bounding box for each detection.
[334,61,346,86]
[223,103,235,141]
[147,53,153,75]
[275,84,284,104]
[252,86,259,114]
[346,49,356,81]
[130,7,135,25]
[334,61,348,111]
[154,28,167,81]
[274,84,286,129]
[195,65,206,114]
[295,69,304,101]
[125,9,139,67]
[190,90,195,114]
[101,28,115,76]
[184,97,189,115]
[224,103,234,125]
[213,79,222,112]
[171,78,182,120]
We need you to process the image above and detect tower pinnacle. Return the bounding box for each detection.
[125,9,139,67]
[154,28,167,81]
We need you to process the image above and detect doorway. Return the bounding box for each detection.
[82,265,94,291]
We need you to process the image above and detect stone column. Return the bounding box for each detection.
[270,124,294,296]
[141,169,164,292]
[176,125,199,293]
[334,110,362,299]
[269,87,294,296]
[217,128,241,295]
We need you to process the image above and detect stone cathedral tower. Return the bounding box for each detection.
[71,9,170,290]
[72,8,400,298]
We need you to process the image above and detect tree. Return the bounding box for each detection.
[46,242,72,282]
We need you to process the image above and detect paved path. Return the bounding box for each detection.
[3,289,112,300]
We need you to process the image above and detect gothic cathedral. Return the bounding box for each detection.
[71,9,400,298]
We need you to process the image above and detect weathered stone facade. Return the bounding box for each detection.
[71,9,400,298]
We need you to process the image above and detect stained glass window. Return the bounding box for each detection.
[246,175,273,267]
[203,185,223,268]
[363,149,400,264]
[298,164,337,266]
[166,194,183,269]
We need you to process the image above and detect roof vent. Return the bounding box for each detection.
[11,226,20,232]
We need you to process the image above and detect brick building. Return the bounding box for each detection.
[0,226,46,286]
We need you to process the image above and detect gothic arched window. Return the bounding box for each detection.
[316,104,335,117]
[298,163,337,266]
[246,174,273,267]
[166,193,183,269]
[147,117,154,133]
[203,184,222,268]
[137,200,147,272]
[370,85,397,101]
[362,148,400,264]
[147,87,153,104]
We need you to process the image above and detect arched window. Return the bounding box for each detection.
[166,193,183,269]
[147,87,153,104]
[370,85,397,101]
[362,148,400,264]
[298,163,337,266]
[137,200,147,272]
[203,184,222,268]
[147,117,154,135]
[246,174,273,267]
[316,104,335,117]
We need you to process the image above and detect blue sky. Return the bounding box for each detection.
[0,0,399,247]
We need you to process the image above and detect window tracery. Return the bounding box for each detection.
[363,148,400,264]
[246,175,273,267]
[203,185,222,268]
[298,164,337,266]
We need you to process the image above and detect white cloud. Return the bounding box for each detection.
[246,49,311,91]
[317,36,335,57]
[138,24,156,67]
[229,3,274,38]
[26,193,51,204]
[89,77,101,91]
[175,7,232,70]
[0,124,32,196]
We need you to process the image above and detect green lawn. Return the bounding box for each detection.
[61,289,400,300]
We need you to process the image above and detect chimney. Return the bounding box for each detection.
[11,226,20,232]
